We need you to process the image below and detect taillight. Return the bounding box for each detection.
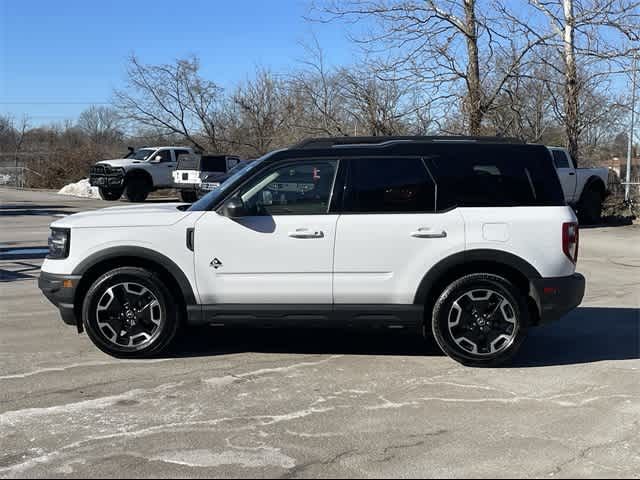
[562,222,579,263]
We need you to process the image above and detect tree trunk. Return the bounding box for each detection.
[464,0,482,135]
[563,0,580,166]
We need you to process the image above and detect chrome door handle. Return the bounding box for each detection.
[288,229,324,239]
[411,229,447,239]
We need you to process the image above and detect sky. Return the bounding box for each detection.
[0,0,358,124]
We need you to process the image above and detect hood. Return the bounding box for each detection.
[96,159,147,168]
[51,203,195,229]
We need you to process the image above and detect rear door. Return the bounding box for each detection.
[551,149,577,203]
[333,157,465,305]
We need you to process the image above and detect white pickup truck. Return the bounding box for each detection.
[89,146,194,202]
[548,147,609,224]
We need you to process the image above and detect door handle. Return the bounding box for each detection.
[288,228,324,239]
[411,229,447,239]
[568,172,575,176]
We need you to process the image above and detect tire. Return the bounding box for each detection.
[577,187,603,225]
[124,177,151,202]
[179,190,198,203]
[431,273,529,367]
[82,267,180,358]
[98,187,123,201]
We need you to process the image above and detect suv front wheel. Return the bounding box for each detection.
[82,267,180,358]
[431,273,529,367]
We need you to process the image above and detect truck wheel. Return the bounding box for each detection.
[577,187,603,225]
[98,187,123,201]
[82,267,180,358]
[124,177,150,202]
[179,190,198,203]
[431,273,529,367]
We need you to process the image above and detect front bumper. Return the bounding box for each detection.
[530,273,586,324]
[38,271,82,329]
[89,166,125,188]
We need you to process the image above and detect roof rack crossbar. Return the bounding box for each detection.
[293,136,525,149]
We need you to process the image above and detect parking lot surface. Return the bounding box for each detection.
[1,187,639,478]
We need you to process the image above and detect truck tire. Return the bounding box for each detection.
[98,187,123,201]
[82,266,180,358]
[431,273,529,367]
[577,187,603,225]
[124,177,151,203]
[179,190,198,203]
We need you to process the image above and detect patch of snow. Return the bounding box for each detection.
[57,178,101,199]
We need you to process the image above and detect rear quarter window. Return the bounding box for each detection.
[426,144,565,210]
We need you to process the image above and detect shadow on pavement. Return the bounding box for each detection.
[513,306,639,367]
[0,246,49,261]
[168,307,639,366]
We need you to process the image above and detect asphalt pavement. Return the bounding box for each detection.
[1,187,639,478]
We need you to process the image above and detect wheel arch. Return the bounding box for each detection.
[414,250,543,327]
[71,247,196,329]
[125,169,153,186]
[581,176,607,200]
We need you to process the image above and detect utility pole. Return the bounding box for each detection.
[626,51,637,202]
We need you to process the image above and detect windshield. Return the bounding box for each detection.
[129,149,156,161]
[188,153,276,211]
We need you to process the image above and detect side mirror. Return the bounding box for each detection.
[151,155,162,163]
[222,197,247,218]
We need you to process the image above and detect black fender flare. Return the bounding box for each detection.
[72,246,197,305]
[413,249,542,305]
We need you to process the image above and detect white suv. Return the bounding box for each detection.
[40,136,585,367]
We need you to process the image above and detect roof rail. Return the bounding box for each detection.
[292,136,525,149]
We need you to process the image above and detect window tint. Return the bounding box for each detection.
[552,150,571,168]
[201,156,227,172]
[344,157,435,213]
[237,160,338,216]
[427,144,565,209]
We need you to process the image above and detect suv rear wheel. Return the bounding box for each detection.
[431,273,529,367]
[577,187,603,225]
[179,190,198,203]
[81,267,180,358]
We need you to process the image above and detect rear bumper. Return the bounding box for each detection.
[38,271,81,329]
[530,273,585,325]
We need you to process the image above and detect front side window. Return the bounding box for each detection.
[157,150,173,163]
[132,149,155,160]
[236,160,338,216]
[343,157,436,213]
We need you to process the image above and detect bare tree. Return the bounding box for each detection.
[77,106,122,145]
[315,0,552,135]
[114,55,223,151]
[527,0,640,164]
[230,69,296,156]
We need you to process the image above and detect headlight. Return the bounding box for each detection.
[47,228,70,259]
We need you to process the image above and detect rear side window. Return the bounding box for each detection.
[201,156,227,172]
[427,145,565,209]
[343,157,436,213]
[552,150,571,168]
[174,149,191,162]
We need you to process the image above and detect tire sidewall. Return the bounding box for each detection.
[82,267,178,358]
[431,274,529,367]
[99,187,123,201]
[124,177,150,202]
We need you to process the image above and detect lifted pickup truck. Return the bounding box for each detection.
[172,154,241,202]
[548,147,609,224]
[89,146,193,202]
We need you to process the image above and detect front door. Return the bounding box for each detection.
[194,159,340,304]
